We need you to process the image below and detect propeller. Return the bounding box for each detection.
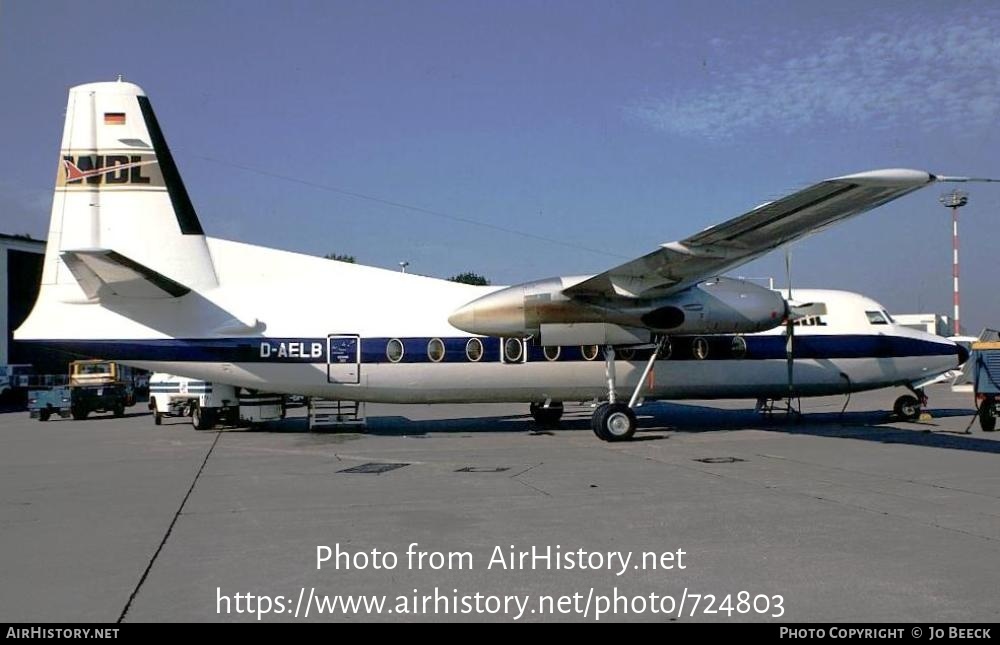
[785,248,794,406]
[783,248,827,414]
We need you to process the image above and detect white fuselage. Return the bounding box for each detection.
[17,237,962,404]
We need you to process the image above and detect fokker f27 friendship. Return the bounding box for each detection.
[16,80,989,440]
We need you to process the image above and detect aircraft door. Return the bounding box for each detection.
[327,335,361,384]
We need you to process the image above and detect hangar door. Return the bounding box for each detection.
[327,335,360,384]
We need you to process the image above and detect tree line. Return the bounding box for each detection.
[323,253,489,285]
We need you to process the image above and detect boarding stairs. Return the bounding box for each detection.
[307,397,366,430]
[754,397,803,418]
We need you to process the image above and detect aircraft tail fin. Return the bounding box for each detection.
[42,79,217,295]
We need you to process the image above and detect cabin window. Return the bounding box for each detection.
[427,338,446,362]
[504,338,524,363]
[465,337,484,362]
[731,335,747,359]
[386,338,404,363]
[581,345,599,361]
[693,337,709,360]
[866,310,888,325]
[543,346,561,361]
[656,338,673,360]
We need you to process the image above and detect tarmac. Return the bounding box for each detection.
[2,385,999,623]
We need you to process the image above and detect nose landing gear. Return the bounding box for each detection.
[893,389,927,422]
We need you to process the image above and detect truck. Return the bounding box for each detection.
[28,360,137,421]
[972,341,1000,432]
[148,373,285,430]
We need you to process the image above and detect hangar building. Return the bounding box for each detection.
[0,234,66,374]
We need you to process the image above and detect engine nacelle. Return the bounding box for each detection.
[448,276,787,338]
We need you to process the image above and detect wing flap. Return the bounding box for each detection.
[564,169,934,299]
[61,249,191,300]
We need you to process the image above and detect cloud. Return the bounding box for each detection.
[626,15,1000,140]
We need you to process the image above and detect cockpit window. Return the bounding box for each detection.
[866,310,888,325]
[882,310,895,323]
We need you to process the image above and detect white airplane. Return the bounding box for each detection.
[15,80,981,441]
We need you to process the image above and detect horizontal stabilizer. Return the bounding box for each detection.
[61,249,191,300]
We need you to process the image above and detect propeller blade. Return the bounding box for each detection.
[785,248,792,301]
[785,247,794,400]
[786,317,794,398]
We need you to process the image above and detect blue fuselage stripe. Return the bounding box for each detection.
[21,335,958,365]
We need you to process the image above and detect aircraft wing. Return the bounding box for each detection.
[563,169,936,299]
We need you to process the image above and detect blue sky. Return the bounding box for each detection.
[1,0,998,332]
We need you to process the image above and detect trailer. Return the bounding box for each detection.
[0,364,36,406]
[972,341,1000,432]
[148,373,285,430]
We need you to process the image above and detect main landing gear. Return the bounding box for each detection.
[592,401,637,441]
[589,338,665,442]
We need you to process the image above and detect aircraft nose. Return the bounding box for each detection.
[957,342,970,366]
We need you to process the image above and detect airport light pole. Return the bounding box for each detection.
[939,189,968,336]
